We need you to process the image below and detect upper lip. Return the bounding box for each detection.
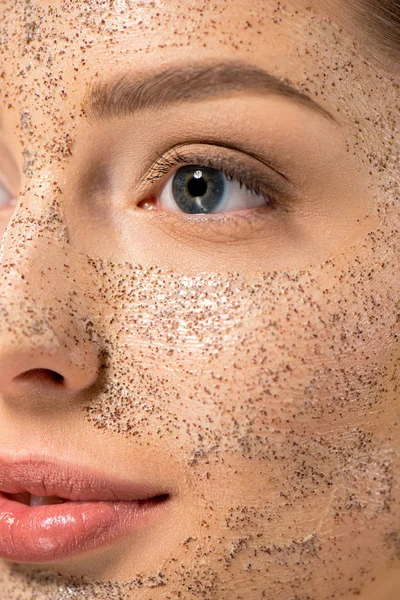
[0,457,170,502]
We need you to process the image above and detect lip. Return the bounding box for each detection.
[0,457,171,563]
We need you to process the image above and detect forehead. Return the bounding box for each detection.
[0,0,340,61]
[0,1,348,123]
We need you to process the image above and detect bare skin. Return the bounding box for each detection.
[0,1,399,599]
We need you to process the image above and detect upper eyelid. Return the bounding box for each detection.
[138,143,297,199]
[146,142,293,184]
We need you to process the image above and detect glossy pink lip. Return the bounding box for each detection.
[0,458,171,563]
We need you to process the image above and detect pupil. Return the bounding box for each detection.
[172,165,226,214]
[188,176,207,197]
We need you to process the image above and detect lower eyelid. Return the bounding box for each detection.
[147,204,287,245]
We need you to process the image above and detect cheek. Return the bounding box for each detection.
[85,218,399,474]
[73,214,399,597]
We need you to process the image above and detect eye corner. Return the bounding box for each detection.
[137,198,157,211]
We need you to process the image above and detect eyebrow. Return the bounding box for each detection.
[82,61,336,123]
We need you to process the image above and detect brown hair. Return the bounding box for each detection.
[352,0,400,59]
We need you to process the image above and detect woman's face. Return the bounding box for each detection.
[0,1,399,598]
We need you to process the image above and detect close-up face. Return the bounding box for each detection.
[0,1,399,599]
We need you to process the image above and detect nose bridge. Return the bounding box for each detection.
[0,183,75,314]
[0,189,101,399]
[0,176,69,263]
[0,236,81,343]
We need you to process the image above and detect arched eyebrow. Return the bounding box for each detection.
[82,61,337,124]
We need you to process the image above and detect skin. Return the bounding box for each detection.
[0,0,399,598]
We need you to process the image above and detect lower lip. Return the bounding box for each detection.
[0,492,168,563]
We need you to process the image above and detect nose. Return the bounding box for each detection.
[0,197,101,406]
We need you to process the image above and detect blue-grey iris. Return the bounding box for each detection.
[172,165,227,214]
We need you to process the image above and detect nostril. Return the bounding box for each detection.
[14,368,65,385]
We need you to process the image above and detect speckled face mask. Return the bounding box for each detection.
[0,1,399,599]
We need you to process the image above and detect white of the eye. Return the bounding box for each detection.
[159,170,267,214]
[0,181,15,209]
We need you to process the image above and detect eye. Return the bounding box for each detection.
[137,145,296,223]
[0,180,16,211]
[157,164,272,215]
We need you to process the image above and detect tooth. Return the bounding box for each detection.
[29,495,64,506]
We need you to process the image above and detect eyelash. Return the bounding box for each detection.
[144,147,291,213]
